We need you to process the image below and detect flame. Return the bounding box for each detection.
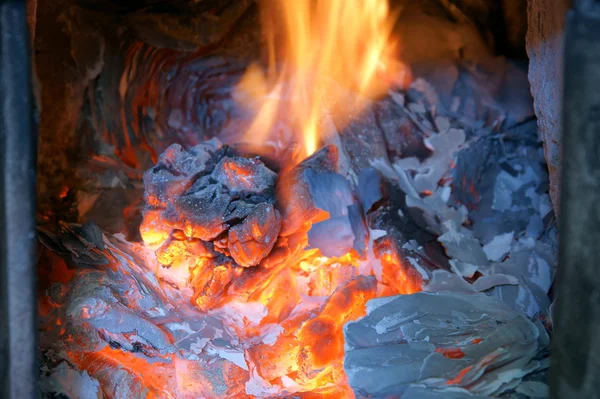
[236,0,408,158]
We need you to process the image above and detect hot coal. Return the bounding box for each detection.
[277,144,371,260]
[308,203,367,258]
[304,169,354,218]
[307,216,356,258]
[140,140,373,314]
[39,63,556,398]
[39,222,385,398]
[374,98,431,161]
[140,139,294,314]
[245,275,378,391]
[228,203,282,267]
[142,139,280,266]
[212,156,277,196]
[155,235,217,268]
[276,144,339,236]
[372,233,424,295]
[142,140,222,208]
[357,167,384,214]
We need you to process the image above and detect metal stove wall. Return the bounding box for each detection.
[0,1,38,398]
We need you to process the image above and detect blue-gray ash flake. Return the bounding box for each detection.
[344,292,549,399]
[372,87,556,321]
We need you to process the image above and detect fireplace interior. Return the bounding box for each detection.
[2,0,590,398]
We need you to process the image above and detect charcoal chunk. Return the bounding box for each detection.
[305,169,354,217]
[166,184,231,241]
[338,104,389,173]
[139,140,306,310]
[348,203,368,257]
[192,262,236,312]
[308,203,369,258]
[212,156,277,195]
[228,203,282,267]
[276,145,338,236]
[375,99,428,161]
[357,167,383,214]
[155,236,216,268]
[308,216,355,258]
[223,200,257,224]
[143,142,220,208]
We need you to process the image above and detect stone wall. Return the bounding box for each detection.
[526,0,572,215]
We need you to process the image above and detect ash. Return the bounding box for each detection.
[40,73,555,398]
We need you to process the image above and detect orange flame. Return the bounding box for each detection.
[236,0,408,159]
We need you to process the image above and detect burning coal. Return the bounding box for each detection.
[135,136,421,394]
[39,139,413,397]
[37,0,555,397]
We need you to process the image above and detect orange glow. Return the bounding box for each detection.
[44,3,422,391]
[140,209,171,248]
[245,276,377,393]
[236,0,409,159]
[435,347,466,359]
[446,365,474,385]
[67,347,174,398]
[58,185,70,199]
[133,187,425,396]
[297,276,377,371]
[379,252,422,295]
[251,266,299,323]
[135,212,423,393]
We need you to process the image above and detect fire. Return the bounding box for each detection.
[41,6,418,394]
[129,138,426,395]
[236,0,408,158]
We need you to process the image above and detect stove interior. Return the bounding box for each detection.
[34,1,558,398]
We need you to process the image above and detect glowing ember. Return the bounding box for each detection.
[235,0,409,158]
[132,139,423,396]
[40,1,423,397]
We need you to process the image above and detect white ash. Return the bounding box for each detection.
[39,230,250,398]
[373,84,556,321]
[483,231,515,262]
[344,292,548,398]
[352,79,555,399]
[41,362,102,399]
[40,71,555,398]
[439,220,489,272]
[396,128,466,193]
[515,381,550,397]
